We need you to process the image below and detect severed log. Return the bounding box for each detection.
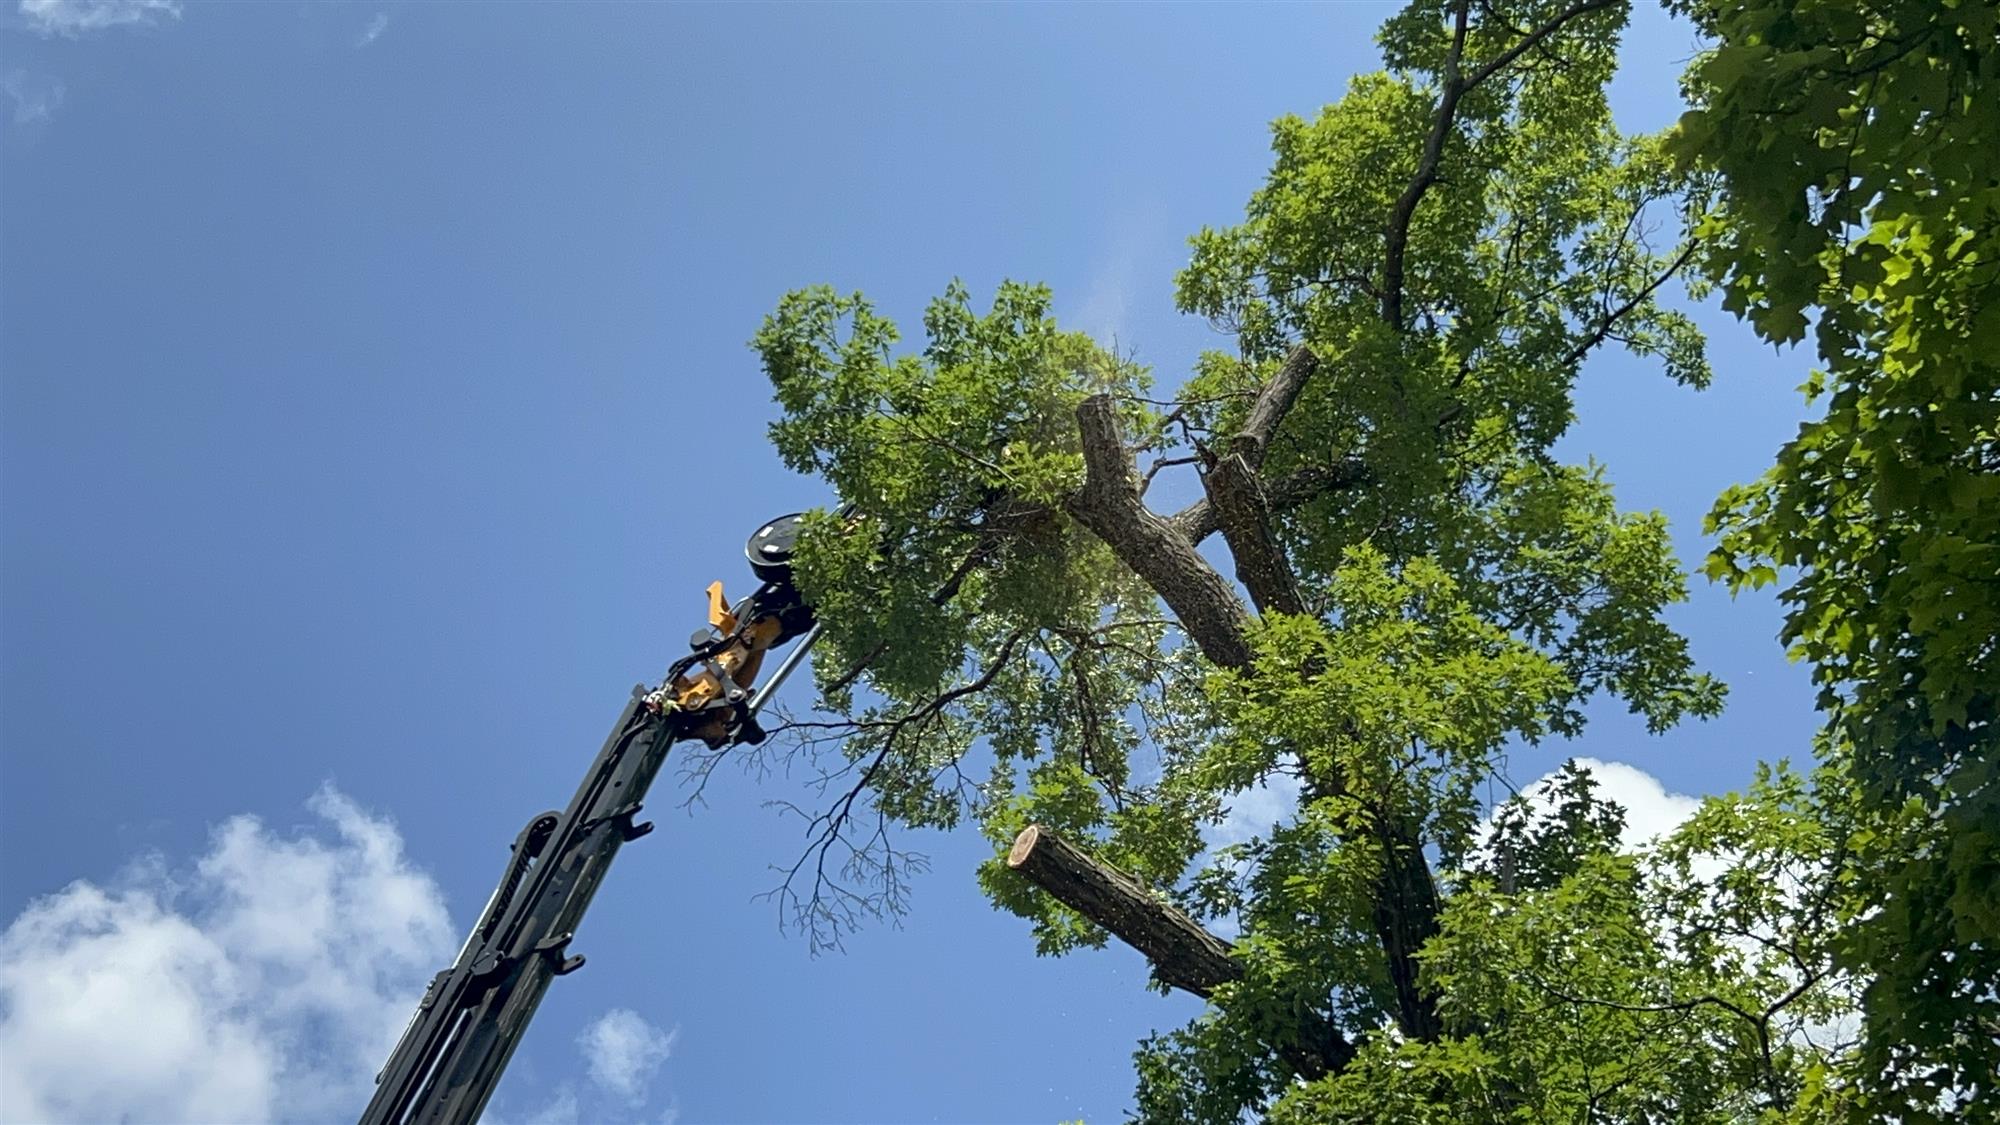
[1009,824,1356,1076]
[1009,824,1241,997]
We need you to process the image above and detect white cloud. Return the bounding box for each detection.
[1200,772,1305,939]
[0,785,455,1125]
[1488,760,1862,1060]
[355,11,388,47]
[1561,756,1702,849]
[1210,758,1698,863]
[1,68,64,124]
[19,0,181,35]
[1211,770,1303,850]
[1485,756,1701,855]
[484,1010,678,1125]
[579,1008,677,1104]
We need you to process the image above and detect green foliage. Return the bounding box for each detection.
[759,281,1133,702]
[753,281,1199,945]
[1267,763,1859,1123]
[1479,758,1625,890]
[728,0,1947,1118]
[1671,0,2000,1110]
[1195,551,1574,872]
[1172,0,1724,738]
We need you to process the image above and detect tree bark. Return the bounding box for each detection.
[1204,452,1305,617]
[1231,346,1318,467]
[1171,458,1371,545]
[1008,825,1240,997]
[1373,827,1445,1041]
[1065,396,1255,670]
[1008,825,1356,1077]
[1167,346,1363,549]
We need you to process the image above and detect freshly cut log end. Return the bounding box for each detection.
[1007,825,1044,869]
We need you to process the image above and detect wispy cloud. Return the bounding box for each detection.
[18,0,181,36]
[0,786,455,1124]
[2,68,64,123]
[483,1009,679,1125]
[355,11,388,48]
[581,1008,678,1104]
[502,1087,581,1125]
[1070,200,1170,346]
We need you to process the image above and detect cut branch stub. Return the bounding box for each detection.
[1065,395,1254,670]
[1198,345,1314,616]
[1171,458,1371,545]
[1230,345,1318,468]
[1007,824,1241,998]
[1205,453,1306,617]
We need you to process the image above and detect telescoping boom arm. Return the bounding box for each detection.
[360,513,820,1125]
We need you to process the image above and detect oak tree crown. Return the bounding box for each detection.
[715,0,1993,1119]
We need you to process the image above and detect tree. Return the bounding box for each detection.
[715,0,1874,1118]
[1672,0,2000,1115]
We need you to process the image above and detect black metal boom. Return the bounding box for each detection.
[360,514,817,1125]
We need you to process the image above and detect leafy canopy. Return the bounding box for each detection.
[719,0,1935,1119]
[1673,0,2000,1112]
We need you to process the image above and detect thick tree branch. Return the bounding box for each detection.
[1301,770,1445,1043]
[1167,344,1366,549]
[1204,454,1307,617]
[1229,345,1319,468]
[1195,345,1320,616]
[1009,825,1238,995]
[1171,459,1371,544]
[1372,823,1446,1041]
[1008,825,1356,1077]
[1381,0,1472,329]
[1065,396,1255,669]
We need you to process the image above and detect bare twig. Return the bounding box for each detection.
[1560,239,1699,369]
[762,631,1027,951]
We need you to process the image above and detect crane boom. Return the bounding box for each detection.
[360,513,819,1125]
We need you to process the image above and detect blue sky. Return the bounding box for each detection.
[1,2,1822,1122]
